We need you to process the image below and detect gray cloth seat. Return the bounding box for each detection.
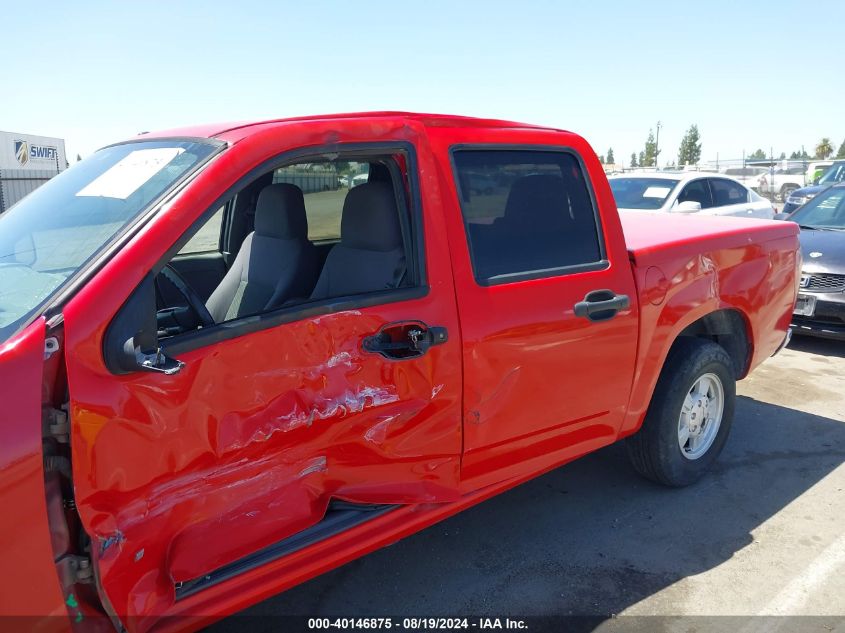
[310,181,405,299]
[206,184,318,322]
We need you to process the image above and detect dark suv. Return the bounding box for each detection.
[782,160,845,214]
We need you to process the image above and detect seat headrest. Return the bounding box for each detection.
[254,184,308,239]
[340,182,403,252]
[504,174,570,222]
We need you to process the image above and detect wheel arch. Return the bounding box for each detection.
[619,305,753,438]
[673,308,753,380]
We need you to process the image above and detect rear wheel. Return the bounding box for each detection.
[626,338,735,486]
[781,185,797,202]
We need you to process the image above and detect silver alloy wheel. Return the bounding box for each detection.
[678,372,725,460]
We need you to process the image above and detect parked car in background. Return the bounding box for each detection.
[783,160,845,214]
[753,165,805,202]
[777,182,845,339]
[723,166,768,191]
[609,172,775,218]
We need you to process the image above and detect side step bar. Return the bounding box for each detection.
[174,502,397,600]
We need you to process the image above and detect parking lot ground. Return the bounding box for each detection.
[214,336,845,630]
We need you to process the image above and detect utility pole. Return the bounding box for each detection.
[655,121,662,170]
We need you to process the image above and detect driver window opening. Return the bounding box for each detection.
[154,154,415,339]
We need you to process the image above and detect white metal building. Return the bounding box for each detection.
[0,131,67,212]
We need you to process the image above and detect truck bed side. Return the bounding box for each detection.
[618,211,800,436]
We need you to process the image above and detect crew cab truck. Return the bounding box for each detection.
[0,113,799,631]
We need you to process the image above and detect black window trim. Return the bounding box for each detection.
[448,143,610,287]
[144,141,428,357]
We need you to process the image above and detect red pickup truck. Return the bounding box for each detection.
[0,113,799,631]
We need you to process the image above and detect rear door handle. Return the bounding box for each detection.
[574,290,630,322]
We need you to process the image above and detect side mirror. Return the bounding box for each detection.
[773,212,793,221]
[674,200,702,213]
[103,274,184,375]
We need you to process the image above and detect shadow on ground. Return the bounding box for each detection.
[789,334,845,358]
[212,395,845,628]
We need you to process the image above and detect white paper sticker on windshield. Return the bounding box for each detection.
[76,147,184,199]
[643,186,672,198]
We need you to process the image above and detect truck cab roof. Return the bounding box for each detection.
[133,112,566,146]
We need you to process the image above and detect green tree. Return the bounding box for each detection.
[334,161,352,175]
[748,149,766,160]
[599,154,605,164]
[75,153,82,162]
[789,149,810,160]
[778,152,786,160]
[641,130,658,167]
[607,148,615,165]
[630,152,638,168]
[837,140,845,159]
[677,124,702,166]
[815,138,834,159]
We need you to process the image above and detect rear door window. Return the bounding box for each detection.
[709,178,750,206]
[452,150,603,284]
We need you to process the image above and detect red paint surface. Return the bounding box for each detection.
[0,319,69,628]
[2,113,799,630]
[618,210,800,435]
[425,125,642,489]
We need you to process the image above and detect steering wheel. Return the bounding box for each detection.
[160,264,215,328]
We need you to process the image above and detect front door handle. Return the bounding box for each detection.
[363,321,448,360]
[574,290,630,322]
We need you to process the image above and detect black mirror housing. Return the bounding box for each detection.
[103,273,160,374]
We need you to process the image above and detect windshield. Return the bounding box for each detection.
[790,187,845,230]
[818,163,845,185]
[609,177,680,210]
[0,138,220,344]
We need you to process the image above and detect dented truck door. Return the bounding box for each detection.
[59,132,463,625]
[430,129,640,489]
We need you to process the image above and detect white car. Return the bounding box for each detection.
[608,171,775,219]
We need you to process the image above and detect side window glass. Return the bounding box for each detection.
[154,154,415,340]
[452,150,603,284]
[677,180,714,209]
[178,206,225,254]
[710,179,749,206]
[273,163,369,242]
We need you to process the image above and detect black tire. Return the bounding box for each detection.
[781,185,797,202]
[626,338,736,487]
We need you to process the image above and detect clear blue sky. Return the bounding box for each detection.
[3,0,843,166]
